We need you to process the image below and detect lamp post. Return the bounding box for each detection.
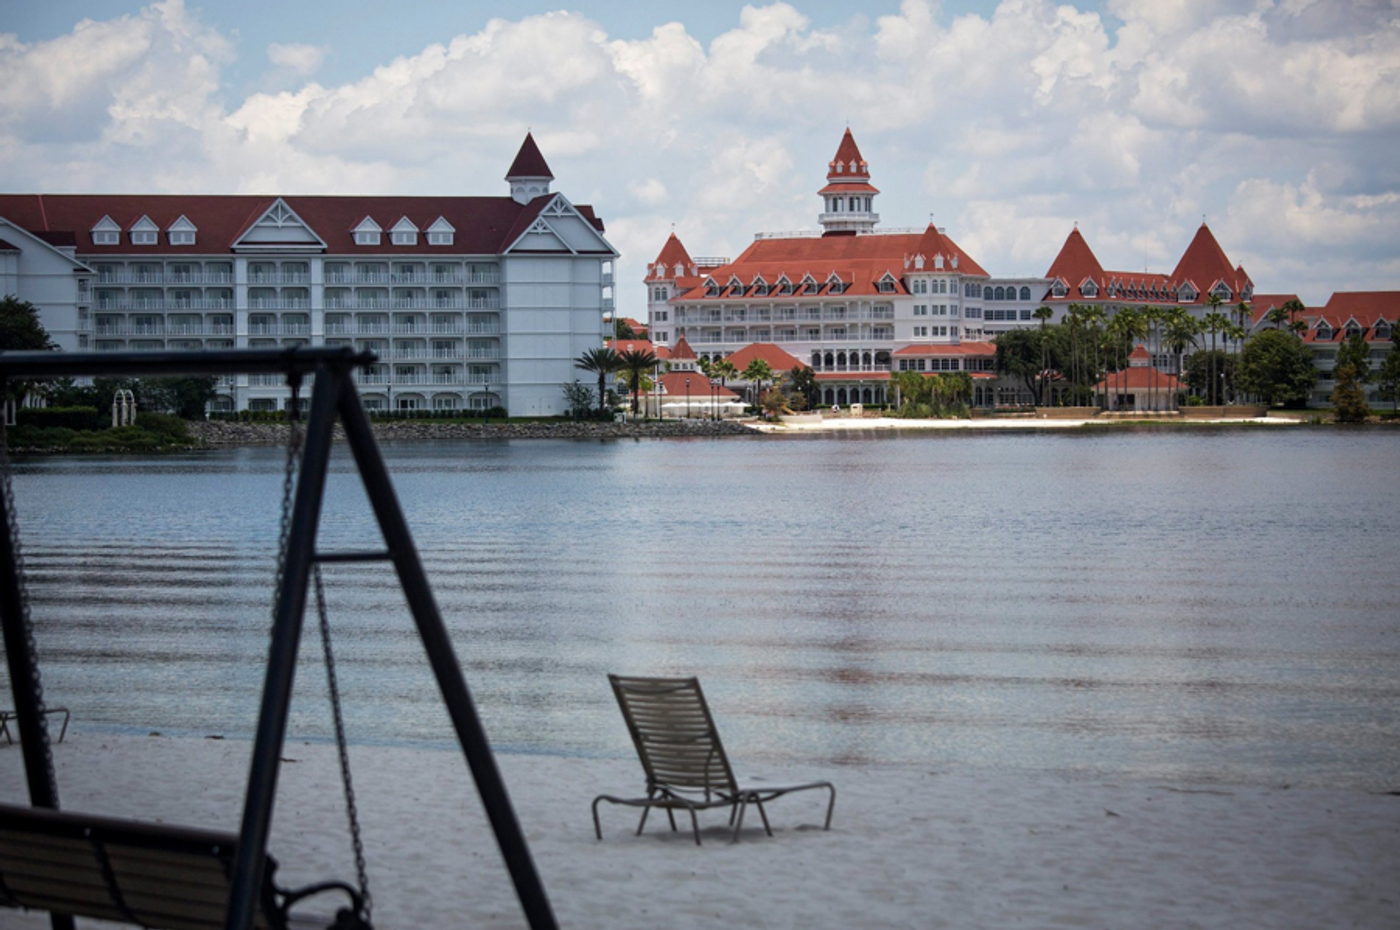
[685,378,691,419]
[711,380,718,421]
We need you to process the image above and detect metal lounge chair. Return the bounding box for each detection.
[592,674,835,845]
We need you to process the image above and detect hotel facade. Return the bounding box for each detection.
[0,135,618,416]
[645,130,1396,409]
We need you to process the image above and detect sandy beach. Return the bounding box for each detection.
[2,733,1395,929]
[750,415,1296,432]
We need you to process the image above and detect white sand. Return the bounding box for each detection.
[2,734,1396,929]
[751,415,1293,432]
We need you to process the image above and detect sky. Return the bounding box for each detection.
[1,0,1397,322]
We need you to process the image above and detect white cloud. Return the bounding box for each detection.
[0,0,1396,307]
[267,42,325,76]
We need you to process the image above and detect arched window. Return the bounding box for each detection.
[1020,287,1031,300]
[994,286,1006,300]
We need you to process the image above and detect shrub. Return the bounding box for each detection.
[17,406,102,431]
[131,412,192,442]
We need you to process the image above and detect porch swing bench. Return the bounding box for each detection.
[0,803,363,930]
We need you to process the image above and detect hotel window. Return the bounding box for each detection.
[131,229,157,246]
[914,305,927,316]
[92,228,119,246]
[428,231,452,245]
[169,229,195,245]
[913,326,928,337]
[355,230,380,246]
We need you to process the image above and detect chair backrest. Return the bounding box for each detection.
[608,674,738,798]
[0,803,280,930]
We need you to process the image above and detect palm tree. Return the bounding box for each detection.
[617,348,658,417]
[1223,323,1247,402]
[1080,305,1105,409]
[1202,309,1231,404]
[1282,298,1306,332]
[573,347,621,417]
[741,358,775,411]
[1163,308,1199,409]
[1064,304,1084,403]
[1266,306,1290,330]
[1032,305,1053,405]
[712,358,738,392]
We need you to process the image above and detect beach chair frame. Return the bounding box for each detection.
[593,674,835,845]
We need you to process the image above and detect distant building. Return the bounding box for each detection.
[647,129,1396,409]
[646,129,1050,408]
[0,134,618,415]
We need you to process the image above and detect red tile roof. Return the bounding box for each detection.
[818,182,881,196]
[1044,227,1105,300]
[1044,223,1251,305]
[647,232,701,284]
[658,371,739,399]
[1247,293,1306,326]
[668,334,697,360]
[0,191,607,255]
[724,342,806,372]
[1170,224,1251,304]
[505,132,553,179]
[828,129,870,180]
[1094,366,1182,391]
[611,339,658,356]
[676,226,987,301]
[891,341,996,357]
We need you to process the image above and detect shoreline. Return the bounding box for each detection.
[3,732,1395,929]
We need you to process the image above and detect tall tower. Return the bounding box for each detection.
[819,128,879,235]
[505,132,554,205]
[645,232,697,347]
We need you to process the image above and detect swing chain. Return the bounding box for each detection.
[273,373,372,924]
[0,380,60,806]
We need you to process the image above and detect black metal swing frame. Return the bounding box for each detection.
[0,347,558,930]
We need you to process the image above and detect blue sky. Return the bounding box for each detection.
[1,0,1396,320]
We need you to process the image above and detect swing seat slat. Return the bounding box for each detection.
[0,803,361,930]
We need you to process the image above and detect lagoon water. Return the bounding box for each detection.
[4,429,1399,790]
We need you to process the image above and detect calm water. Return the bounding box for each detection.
[3,429,1399,789]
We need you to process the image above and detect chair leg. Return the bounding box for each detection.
[753,797,773,836]
[592,798,605,840]
[688,808,702,846]
[666,808,679,832]
[636,805,651,836]
[824,784,836,830]
[731,800,747,842]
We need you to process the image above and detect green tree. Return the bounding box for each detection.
[1201,307,1232,404]
[616,348,658,416]
[994,328,1043,401]
[0,295,57,407]
[759,387,788,419]
[1376,330,1400,412]
[741,358,775,410]
[1032,306,1054,404]
[1330,364,1370,422]
[561,380,595,419]
[711,358,738,389]
[1335,333,1372,385]
[1237,328,1317,408]
[613,318,637,340]
[1162,309,1199,409]
[574,346,622,416]
[139,376,218,419]
[787,365,817,410]
[1265,305,1290,330]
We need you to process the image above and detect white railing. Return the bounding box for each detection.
[247,273,311,285]
[247,299,311,310]
[248,324,312,336]
[325,323,477,336]
[96,298,235,311]
[324,272,497,286]
[96,272,234,285]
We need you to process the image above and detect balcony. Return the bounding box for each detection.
[96,272,234,285]
[326,322,477,337]
[249,324,312,337]
[247,273,311,285]
[96,298,235,311]
[247,298,312,310]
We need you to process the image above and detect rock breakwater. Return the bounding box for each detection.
[187,418,758,446]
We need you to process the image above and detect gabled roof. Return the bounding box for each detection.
[724,342,806,372]
[1170,224,1250,305]
[828,128,870,181]
[892,341,996,357]
[647,232,696,282]
[668,334,697,360]
[908,224,977,274]
[657,371,740,399]
[0,193,605,255]
[1044,227,1105,300]
[505,132,553,180]
[611,339,658,356]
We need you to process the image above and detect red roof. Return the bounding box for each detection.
[677,228,987,301]
[1247,293,1305,326]
[1044,227,1105,300]
[1170,224,1251,305]
[1297,291,1399,344]
[818,182,881,196]
[668,334,697,360]
[0,191,607,256]
[724,343,806,373]
[505,132,553,179]
[892,341,996,357]
[658,371,739,399]
[1094,367,1182,392]
[828,129,870,180]
[647,232,699,283]
[611,339,657,356]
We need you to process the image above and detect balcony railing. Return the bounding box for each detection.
[246,273,311,285]
[247,298,312,310]
[248,324,312,336]
[323,272,500,286]
[96,272,234,285]
[96,298,235,311]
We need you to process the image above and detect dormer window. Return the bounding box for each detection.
[876,274,897,294]
[1178,285,1198,303]
[727,277,745,297]
[1376,321,1392,339]
[426,217,455,246]
[1212,283,1232,301]
[1344,324,1361,339]
[827,276,846,295]
[91,216,121,246]
[1315,323,1333,340]
[167,215,197,246]
[776,277,793,296]
[1051,281,1067,299]
[353,217,382,246]
[802,276,820,295]
[835,162,843,174]
[130,216,159,246]
[704,279,721,298]
[1081,280,1098,298]
[390,217,419,246]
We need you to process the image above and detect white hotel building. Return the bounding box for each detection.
[0,135,617,415]
[646,129,1051,407]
